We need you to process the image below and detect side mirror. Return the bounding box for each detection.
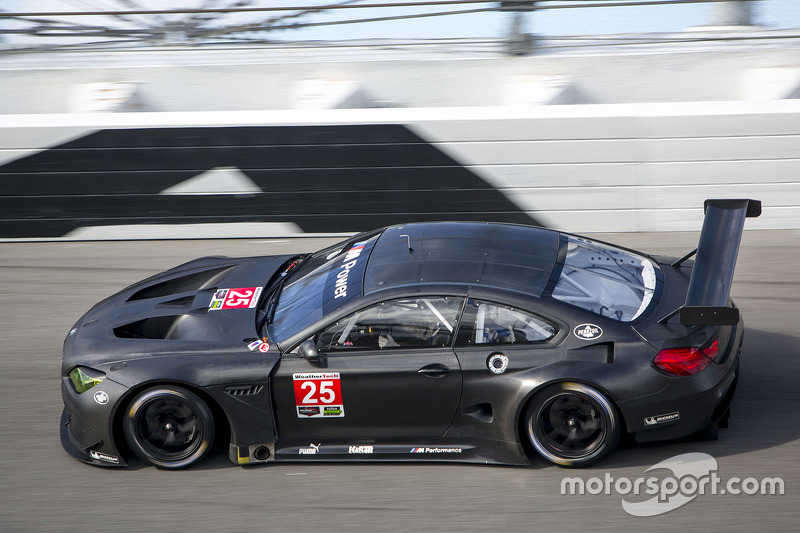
[297,339,319,361]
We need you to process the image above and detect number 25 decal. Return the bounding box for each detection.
[293,373,345,418]
[209,287,263,310]
[226,289,253,307]
[300,380,337,404]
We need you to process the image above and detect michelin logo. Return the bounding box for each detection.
[645,411,680,426]
[89,450,120,464]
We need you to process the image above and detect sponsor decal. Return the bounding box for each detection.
[281,260,299,277]
[322,237,377,317]
[487,353,509,374]
[644,411,680,426]
[574,323,603,340]
[333,241,367,300]
[299,443,321,455]
[93,391,109,405]
[293,372,345,418]
[89,450,120,464]
[246,339,271,353]
[349,445,374,454]
[298,406,321,417]
[410,447,463,454]
[209,287,263,311]
[214,288,228,300]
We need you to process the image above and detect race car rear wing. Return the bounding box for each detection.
[660,199,761,326]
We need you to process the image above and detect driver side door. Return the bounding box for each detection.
[272,296,464,440]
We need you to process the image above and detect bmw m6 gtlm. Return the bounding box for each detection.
[61,199,760,469]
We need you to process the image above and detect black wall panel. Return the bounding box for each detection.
[0,124,538,238]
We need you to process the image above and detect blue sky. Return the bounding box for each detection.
[2,1,800,45]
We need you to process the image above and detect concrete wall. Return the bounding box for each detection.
[1,36,799,114]
[1,100,797,240]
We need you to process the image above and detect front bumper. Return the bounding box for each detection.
[60,376,130,467]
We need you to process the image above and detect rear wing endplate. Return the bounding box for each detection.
[661,199,761,326]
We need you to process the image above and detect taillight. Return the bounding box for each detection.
[653,340,719,376]
[703,339,719,360]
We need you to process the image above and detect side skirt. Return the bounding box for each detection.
[262,439,529,465]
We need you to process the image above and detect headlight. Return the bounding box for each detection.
[68,366,106,393]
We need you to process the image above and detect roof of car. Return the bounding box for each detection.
[364,222,560,297]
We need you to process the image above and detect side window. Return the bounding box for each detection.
[315,296,465,352]
[456,299,556,346]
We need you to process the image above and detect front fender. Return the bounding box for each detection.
[100,351,281,461]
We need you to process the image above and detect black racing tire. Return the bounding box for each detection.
[123,386,215,469]
[525,382,620,468]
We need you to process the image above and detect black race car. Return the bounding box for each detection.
[60,199,760,469]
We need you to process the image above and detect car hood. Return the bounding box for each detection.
[62,254,293,371]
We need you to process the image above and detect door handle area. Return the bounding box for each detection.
[417,363,450,377]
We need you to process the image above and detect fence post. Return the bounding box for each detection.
[710,0,757,27]
[501,1,536,55]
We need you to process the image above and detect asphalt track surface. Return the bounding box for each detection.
[1,231,798,532]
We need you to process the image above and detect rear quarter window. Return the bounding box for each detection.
[551,235,658,322]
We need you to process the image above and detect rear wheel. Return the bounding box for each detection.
[525,382,620,467]
[124,386,215,469]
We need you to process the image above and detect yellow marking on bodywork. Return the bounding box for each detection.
[237,447,250,464]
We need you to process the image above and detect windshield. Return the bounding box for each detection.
[551,235,658,322]
[269,233,381,342]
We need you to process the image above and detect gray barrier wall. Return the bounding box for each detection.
[1,100,797,240]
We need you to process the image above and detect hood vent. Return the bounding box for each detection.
[114,314,223,341]
[114,316,181,339]
[157,295,195,308]
[128,266,233,302]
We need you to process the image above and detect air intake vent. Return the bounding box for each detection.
[225,385,264,396]
[114,316,180,339]
[128,266,232,302]
[157,295,195,308]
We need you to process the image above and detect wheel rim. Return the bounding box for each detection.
[536,393,606,458]
[128,389,209,467]
[528,384,616,465]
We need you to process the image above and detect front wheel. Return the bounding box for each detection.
[525,382,620,468]
[124,386,215,469]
